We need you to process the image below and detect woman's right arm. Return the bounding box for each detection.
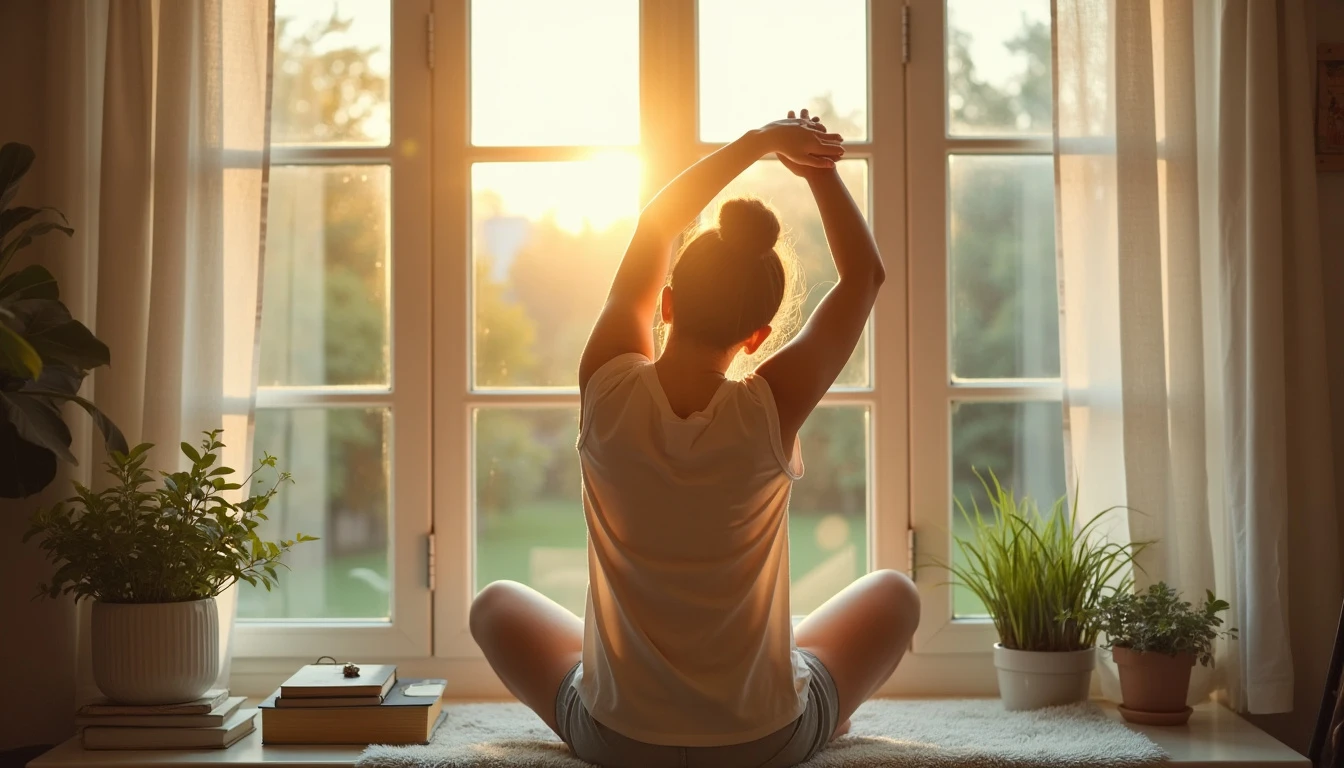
[757,119,885,445]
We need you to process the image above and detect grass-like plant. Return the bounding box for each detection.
[24,429,316,603]
[942,469,1147,652]
[1084,582,1236,666]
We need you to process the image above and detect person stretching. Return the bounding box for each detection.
[470,109,920,768]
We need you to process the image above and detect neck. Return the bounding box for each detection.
[657,332,738,378]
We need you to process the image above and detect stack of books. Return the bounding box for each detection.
[259,663,447,745]
[77,689,256,750]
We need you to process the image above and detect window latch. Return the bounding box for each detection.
[902,5,911,65]
[426,532,437,591]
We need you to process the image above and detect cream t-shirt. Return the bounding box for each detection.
[574,353,808,747]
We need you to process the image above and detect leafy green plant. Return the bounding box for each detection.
[938,469,1148,652]
[24,429,315,603]
[0,142,126,498]
[1082,582,1236,667]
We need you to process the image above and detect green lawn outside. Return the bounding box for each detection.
[243,504,987,622]
[238,549,389,620]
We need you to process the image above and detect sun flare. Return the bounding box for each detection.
[473,150,642,236]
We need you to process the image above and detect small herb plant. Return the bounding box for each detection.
[1086,582,1236,666]
[24,429,315,603]
[940,469,1148,652]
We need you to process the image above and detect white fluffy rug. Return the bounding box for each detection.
[358,699,1167,768]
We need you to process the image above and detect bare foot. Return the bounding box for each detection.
[830,718,852,742]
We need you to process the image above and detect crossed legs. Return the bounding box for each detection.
[469,569,921,743]
[469,580,583,736]
[794,569,921,740]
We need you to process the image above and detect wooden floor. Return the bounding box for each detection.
[29,701,1309,768]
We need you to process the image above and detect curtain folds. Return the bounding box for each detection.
[11,0,274,706]
[1052,0,1336,715]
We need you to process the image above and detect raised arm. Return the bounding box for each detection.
[578,119,844,391]
[757,110,885,447]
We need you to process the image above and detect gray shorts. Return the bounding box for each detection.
[554,649,839,768]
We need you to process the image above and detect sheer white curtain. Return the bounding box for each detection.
[16,0,274,705]
[1053,0,1337,714]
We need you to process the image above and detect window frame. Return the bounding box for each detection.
[234,0,1066,700]
[232,0,435,660]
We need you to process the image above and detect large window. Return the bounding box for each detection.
[236,0,1061,696]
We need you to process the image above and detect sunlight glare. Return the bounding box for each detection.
[473,152,642,236]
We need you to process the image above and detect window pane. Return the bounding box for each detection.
[473,406,869,618]
[791,406,870,615]
[472,0,639,146]
[272,0,390,146]
[949,155,1058,379]
[698,0,868,141]
[950,400,1065,618]
[238,408,390,620]
[946,0,1052,136]
[705,160,870,387]
[472,157,641,389]
[474,409,585,615]
[259,166,389,387]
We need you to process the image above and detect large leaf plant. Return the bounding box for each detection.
[0,142,126,498]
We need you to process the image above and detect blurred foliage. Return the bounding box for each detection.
[271,11,390,144]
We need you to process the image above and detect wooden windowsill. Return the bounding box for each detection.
[28,700,1309,768]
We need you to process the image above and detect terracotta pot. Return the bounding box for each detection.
[1113,646,1195,724]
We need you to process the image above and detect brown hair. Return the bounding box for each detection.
[663,198,805,377]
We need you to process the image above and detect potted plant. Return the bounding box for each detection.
[942,470,1146,710]
[1085,582,1236,725]
[24,429,316,704]
[0,142,126,498]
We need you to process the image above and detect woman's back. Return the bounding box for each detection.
[575,354,808,747]
[469,112,917,768]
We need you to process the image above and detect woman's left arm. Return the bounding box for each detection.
[579,120,843,390]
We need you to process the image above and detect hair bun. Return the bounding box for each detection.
[717,198,780,254]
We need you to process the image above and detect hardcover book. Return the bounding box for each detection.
[81,708,257,750]
[75,696,245,728]
[260,679,445,745]
[279,663,396,699]
[77,689,230,717]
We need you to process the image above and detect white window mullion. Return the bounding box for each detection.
[868,0,911,588]
[269,146,395,165]
[256,387,394,409]
[431,0,477,659]
[385,0,437,659]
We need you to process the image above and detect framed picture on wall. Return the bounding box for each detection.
[1320,42,1344,172]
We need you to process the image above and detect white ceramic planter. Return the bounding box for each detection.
[91,598,219,705]
[993,643,1095,711]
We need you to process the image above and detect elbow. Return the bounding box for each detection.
[872,262,888,287]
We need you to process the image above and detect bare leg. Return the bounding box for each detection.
[470,580,584,736]
[795,569,920,740]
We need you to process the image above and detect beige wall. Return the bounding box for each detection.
[0,1,84,751]
[0,5,75,742]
